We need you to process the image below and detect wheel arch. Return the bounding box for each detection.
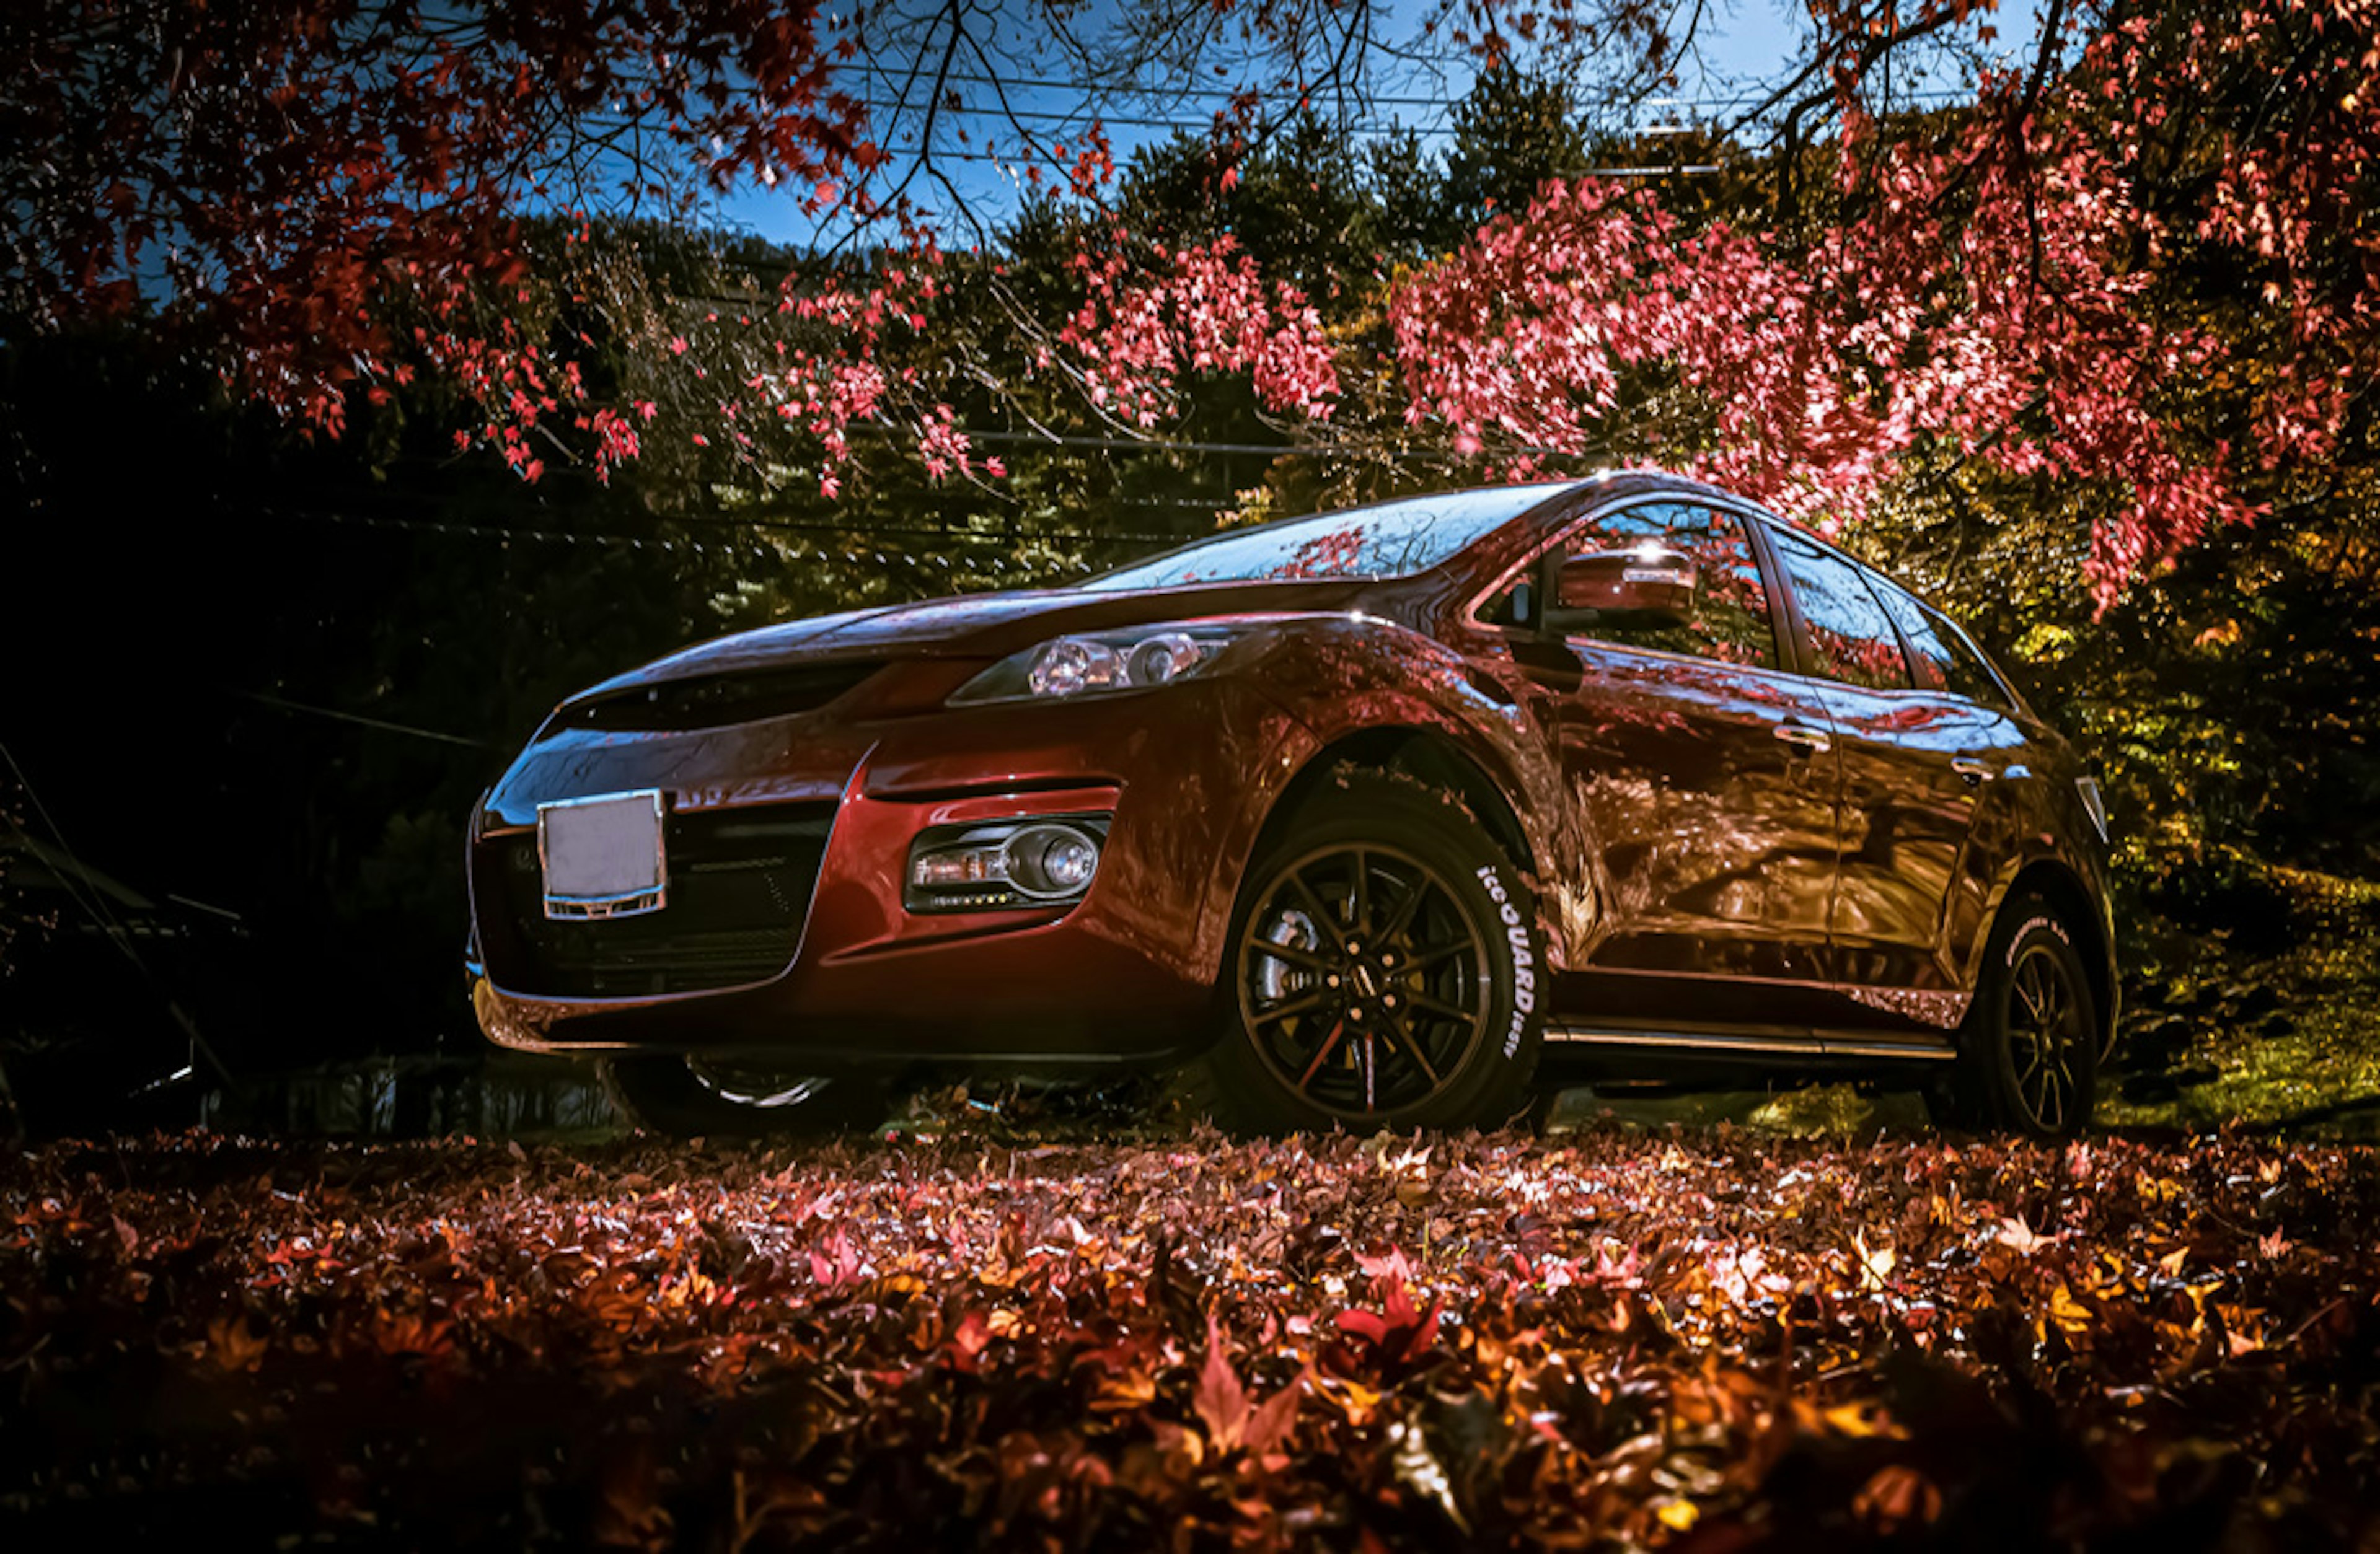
[1253,726,1540,884]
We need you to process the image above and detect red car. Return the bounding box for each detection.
[465,472,2114,1138]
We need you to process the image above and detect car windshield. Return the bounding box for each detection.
[1077,483,1579,592]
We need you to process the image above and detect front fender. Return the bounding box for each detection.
[1210,615,1592,968]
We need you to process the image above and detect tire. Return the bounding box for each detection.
[1189,769,1545,1135]
[1934,894,2099,1138]
[598,1056,890,1139]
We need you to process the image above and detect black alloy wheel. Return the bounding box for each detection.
[2005,942,2088,1131]
[1934,893,2099,1138]
[1196,769,1544,1133]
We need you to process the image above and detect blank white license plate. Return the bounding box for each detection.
[539,791,667,918]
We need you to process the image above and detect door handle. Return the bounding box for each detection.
[1951,756,1993,785]
[1773,721,1831,755]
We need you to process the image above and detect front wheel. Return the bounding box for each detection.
[1191,770,1545,1135]
[599,1056,890,1138]
[1933,895,2099,1138]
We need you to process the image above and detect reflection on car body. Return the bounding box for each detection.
[465,471,2115,1138]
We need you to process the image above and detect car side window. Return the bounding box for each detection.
[1919,604,2015,711]
[1549,502,1777,669]
[1766,527,1911,690]
[1866,579,1959,693]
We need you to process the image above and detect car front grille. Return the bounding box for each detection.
[554,661,883,732]
[478,802,835,998]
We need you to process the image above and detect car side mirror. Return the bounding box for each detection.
[1541,545,1699,631]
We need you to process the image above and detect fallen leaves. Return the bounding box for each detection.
[0,1126,2374,1548]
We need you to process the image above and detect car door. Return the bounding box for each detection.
[1761,525,2004,1016]
[1879,585,2037,992]
[1519,499,1843,1022]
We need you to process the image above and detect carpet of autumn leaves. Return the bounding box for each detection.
[3,1124,2378,1550]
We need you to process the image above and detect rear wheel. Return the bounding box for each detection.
[1933,895,2098,1138]
[1191,770,1545,1135]
[599,1056,890,1138]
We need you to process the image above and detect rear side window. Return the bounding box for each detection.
[1866,581,1958,693]
[1919,604,2015,711]
[1550,502,1778,668]
[1767,527,1911,690]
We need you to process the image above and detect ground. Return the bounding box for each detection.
[3,1123,2375,1550]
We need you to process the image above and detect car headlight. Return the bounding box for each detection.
[947,624,1251,706]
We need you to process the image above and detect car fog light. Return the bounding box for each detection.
[904,815,1110,913]
[1006,823,1101,897]
[911,849,1000,889]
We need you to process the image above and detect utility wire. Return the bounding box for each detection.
[224,689,492,750]
[818,141,1732,175]
[851,71,1973,111]
[268,506,1124,579]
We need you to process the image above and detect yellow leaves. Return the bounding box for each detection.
[1654,1497,1699,1531]
[1820,1400,1905,1440]
[1851,1231,1897,1292]
[2046,1282,2097,1338]
[1789,1389,1905,1442]
[1088,1366,1157,1414]
[1318,1374,1384,1429]
[2216,1303,2268,1355]
[658,1268,717,1310]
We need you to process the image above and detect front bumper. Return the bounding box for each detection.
[467,673,1315,1068]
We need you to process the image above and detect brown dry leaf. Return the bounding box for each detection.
[1853,1464,1942,1531]
[206,1315,268,1374]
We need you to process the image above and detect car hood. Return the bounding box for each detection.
[582,577,1378,695]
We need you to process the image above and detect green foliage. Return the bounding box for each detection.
[1432,65,1590,247]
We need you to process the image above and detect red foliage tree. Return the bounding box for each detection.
[0,0,879,475]
[5,0,2372,600]
[1385,0,2380,605]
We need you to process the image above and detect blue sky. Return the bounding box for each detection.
[713,0,2043,249]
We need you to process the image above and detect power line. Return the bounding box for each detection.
[840,141,1732,177]
[849,70,1970,113]
[853,87,1968,134]
[843,424,1357,457]
[267,498,1206,548]
[851,71,1471,109]
[224,688,492,750]
[265,505,1127,579]
[840,422,1602,462]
